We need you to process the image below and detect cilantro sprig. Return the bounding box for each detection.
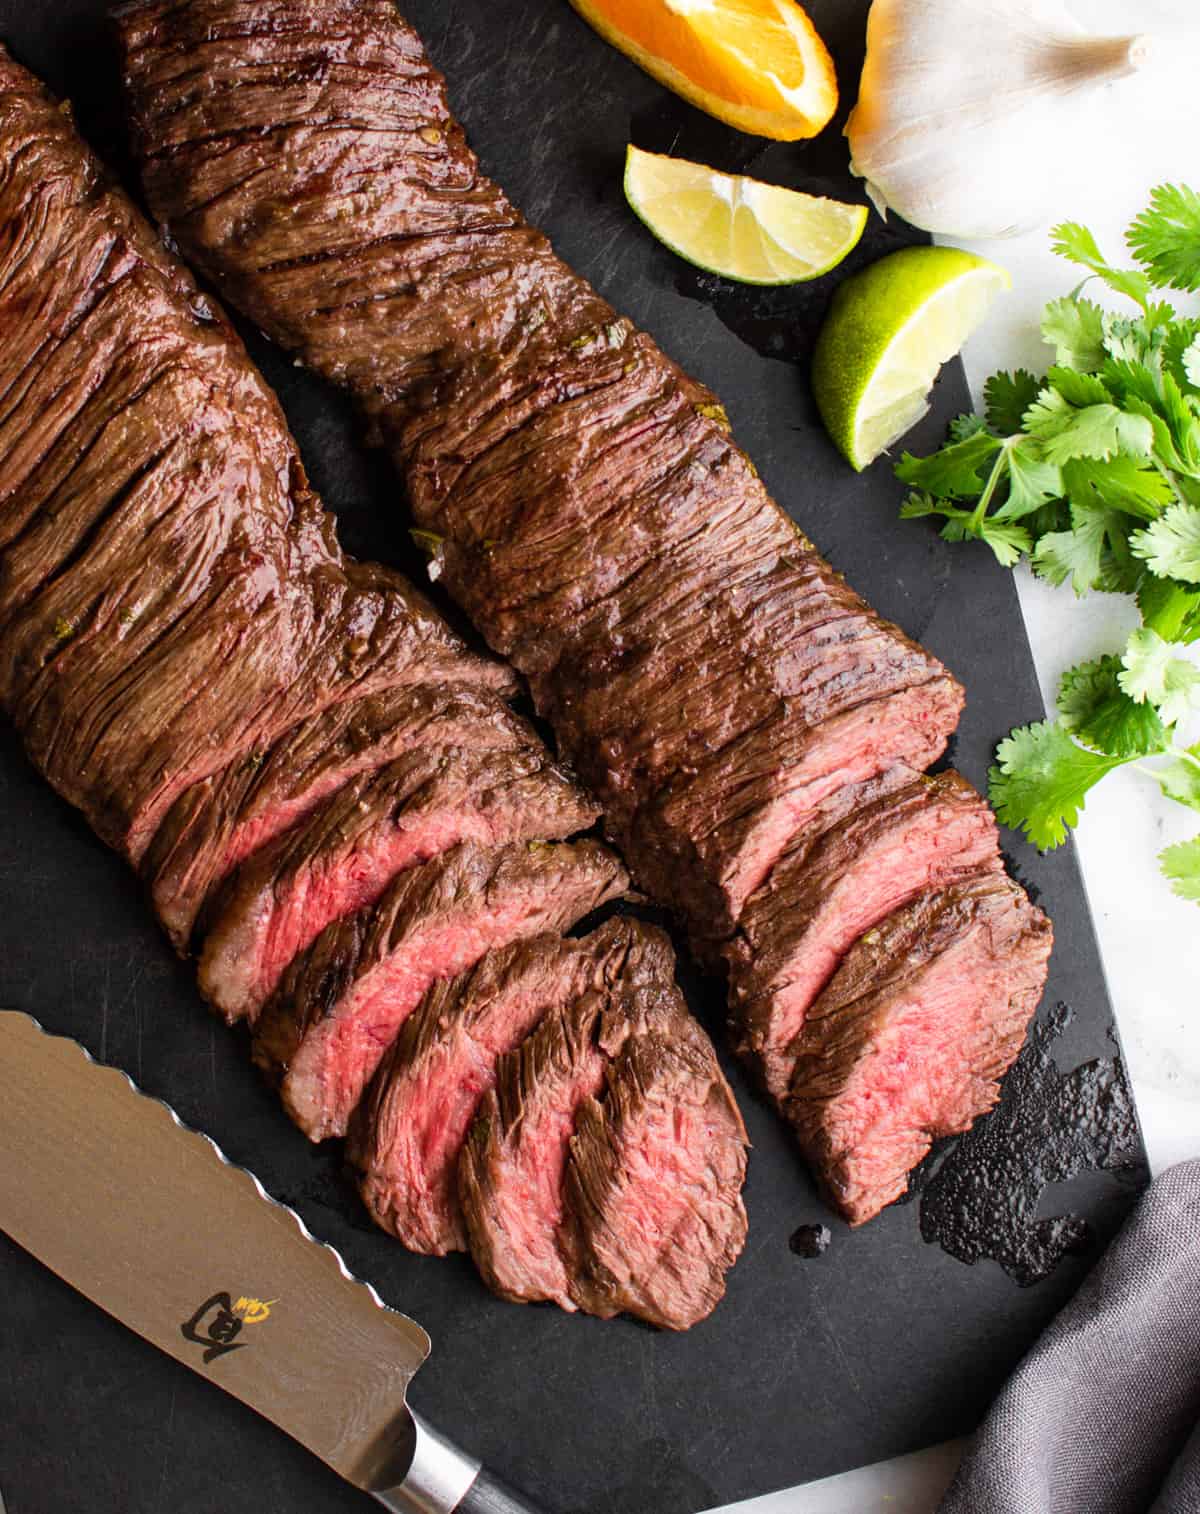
[895,187,1200,902]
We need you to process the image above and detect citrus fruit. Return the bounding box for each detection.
[624,146,868,285]
[812,246,1011,471]
[569,0,838,141]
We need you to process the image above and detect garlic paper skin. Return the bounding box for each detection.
[846,0,1152,240]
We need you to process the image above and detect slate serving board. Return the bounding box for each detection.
[0,2,1148,1511]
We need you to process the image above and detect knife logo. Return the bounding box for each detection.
[180,1292,277,1365]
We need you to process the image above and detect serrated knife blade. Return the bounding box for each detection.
[0,1010,546,1514]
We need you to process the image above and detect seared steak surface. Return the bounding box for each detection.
[115,0,963,947]
[788,874,1053,1224]
[114,0,1055,1225]
[459,919,721,1317]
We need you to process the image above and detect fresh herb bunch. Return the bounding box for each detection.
[895,185,1200,902]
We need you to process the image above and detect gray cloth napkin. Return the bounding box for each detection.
[938,1159,1200,1514]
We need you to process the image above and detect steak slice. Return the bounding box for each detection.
[198,745,597,1025]
[253,839,627,1140]
[351,919,631,1254]
[143,683,535,952]
[561,1015,749,1331]
[726,772,1001,1102]
[630,680,964,945]
[787,872,1053,1225]
[458,919,682,1306]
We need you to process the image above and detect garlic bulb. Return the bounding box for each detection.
[846,0,1152,240]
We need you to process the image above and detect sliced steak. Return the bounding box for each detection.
[459,919,682,1306]
[198,745,596,1025]
[726,772,1002,1102]
[117,0,963,939]
[561,1016,749,1331]
[143,683,536,952]
[0,49,507,867]
[351,919,638,1254]
[787,873,1053,1225]
[631,681,963,945]
[253,839,627,1141]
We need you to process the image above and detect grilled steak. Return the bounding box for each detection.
[561,1015,749,1331]
[253,840,627,1141]
[115,0,963,943]
[459,919,684,1307]
[787,874,1053,1224]
[352,924,618,1255]
[0,46,506,867]
[726,773,1002,1102]
[143,683,530,951]
[198,745,597,1024]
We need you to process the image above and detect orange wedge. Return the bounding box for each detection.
[568,0,839,141]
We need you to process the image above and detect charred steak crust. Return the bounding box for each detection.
[197,743,598,1025]
[725,771,1002,1102]
[561,1015,749,1332]
[787,873,1053,1225]
[458,918,690,1310]
[253,839,628,1141]
[0,47,509,866]
[114,0,964,941]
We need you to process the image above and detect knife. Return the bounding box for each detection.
[0,1010,547,1514]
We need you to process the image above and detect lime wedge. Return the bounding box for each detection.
[624,145,868,285]
[812,246,1011,471]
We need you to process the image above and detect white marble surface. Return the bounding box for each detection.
[709,3,1200,1509]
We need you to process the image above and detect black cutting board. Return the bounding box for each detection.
[0,3,1148,1512]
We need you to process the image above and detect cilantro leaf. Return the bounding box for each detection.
[994,440,1062,522]
[1127,184,1200,293]
[1138,576,1200,643]
[1024,386,1154,465]
[949,413,989,442]
[1061,456,1170,522]
[1052,221,1152,309]
[895,430,1002,499]
[978,519,1034,567]
[1160,836,1200,901]
[1154,748,1200,812]
[1033,498,1129,594]
[989,720,1125,849]
[982,369,1041,435]
[1119,627,1200,725]
[1041,297,1106,372]
[1057,656,1168,757]
[1131,503,1200,583]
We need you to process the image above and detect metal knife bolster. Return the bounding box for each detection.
[0,1013,549,1514]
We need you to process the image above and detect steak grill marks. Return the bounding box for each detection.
[114,0,964,949]
[115,0,1051,1226]
[0,52,750,1321]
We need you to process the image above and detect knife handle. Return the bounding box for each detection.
[375,1413,551,1514]
[457,1466,550,1514]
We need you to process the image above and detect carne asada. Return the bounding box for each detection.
[115,0,964,944]
[726,772,1002,1102]
[199,745,597,1024]
[459,919,689,1308]
[254,839,627,1141]
[114,0,1054,1219]
[788,874,1053,1224]
[0,53,746,1320]
[144,683,531,952]
[561,1013,749,1330]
